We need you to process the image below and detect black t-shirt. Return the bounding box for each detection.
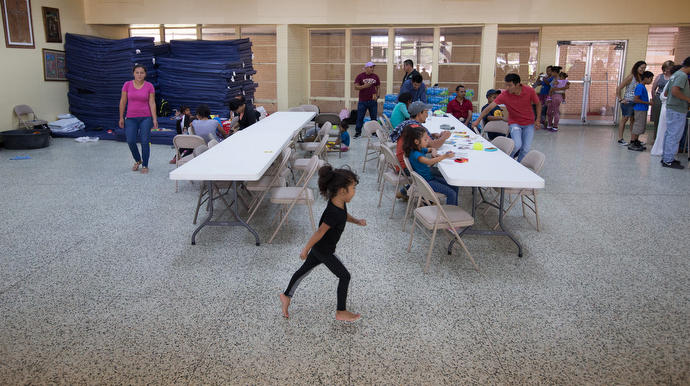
[237,104,259,130]
[402,69,421,85]
[481,103,504,125]
[313,200,347,254]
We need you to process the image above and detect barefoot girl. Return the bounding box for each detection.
[280,165,366,321]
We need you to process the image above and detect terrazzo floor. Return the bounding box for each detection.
[0,124,689,385]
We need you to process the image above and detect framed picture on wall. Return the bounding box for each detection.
[41,6,61,43]
[1,0,35,48]
[43,48,67,81]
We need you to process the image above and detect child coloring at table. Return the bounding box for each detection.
[279,165,366,322]
[402,124,458,206]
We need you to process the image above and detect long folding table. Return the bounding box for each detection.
[423,115,545,257]
[169,112,316,245]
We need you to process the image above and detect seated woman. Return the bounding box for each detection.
[189,104,227,143]
[228,98,259,131]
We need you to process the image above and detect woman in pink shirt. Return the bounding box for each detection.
[119,64,158,174]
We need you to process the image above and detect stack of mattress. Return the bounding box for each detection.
[64,33,157,130]
[157,39,258,118]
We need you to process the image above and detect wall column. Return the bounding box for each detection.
[479,24,498,105]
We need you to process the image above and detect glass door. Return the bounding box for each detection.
[555,41,626,125]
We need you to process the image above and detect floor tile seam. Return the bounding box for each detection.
[469,302,509,377]
[182,301,234,385]
[0,239,87,296]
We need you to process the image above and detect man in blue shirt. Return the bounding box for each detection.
[398,73,427,103]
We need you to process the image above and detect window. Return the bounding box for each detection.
[645,27,678,79]
[129,25,161,42]
[394,28,434,94]
[164,26,197,41]
[438,27,482,105]
[495,29,539,90]
[242,26,277,109]
[310,29,346,113]
[201,27,236,41]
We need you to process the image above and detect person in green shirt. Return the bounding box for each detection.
[390,92,412,129]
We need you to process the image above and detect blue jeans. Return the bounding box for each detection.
[662,110,686,163]
[509,123,535,162]
[355,100,378,135]
[428,176,459,206]
[125,116,153,167]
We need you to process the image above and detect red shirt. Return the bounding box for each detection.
[492,85,539,126]
[447,97,473,120]
[355,72,381,102]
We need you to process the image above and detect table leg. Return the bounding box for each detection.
[447,187,524,257]
[191,181,261,246]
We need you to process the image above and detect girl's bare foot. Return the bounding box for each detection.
[279,293,291,318]
[335,310,361,321]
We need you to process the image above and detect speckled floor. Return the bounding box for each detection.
[0,125,689,385]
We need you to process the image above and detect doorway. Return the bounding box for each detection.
[555,40,627,125]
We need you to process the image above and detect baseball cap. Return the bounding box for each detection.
[485,89,501,98]
[363,61,376,68]
[408,101,433,116]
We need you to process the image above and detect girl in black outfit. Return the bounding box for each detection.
[280,165,366,321]
[228,98,259,131]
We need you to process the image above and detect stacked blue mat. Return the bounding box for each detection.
[157,39,258,118]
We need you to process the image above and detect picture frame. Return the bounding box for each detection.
[43,48,67,81]
[1,0,35,48]
[41,6,61,43]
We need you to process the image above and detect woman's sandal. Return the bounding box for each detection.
[141,166,149,174]
[132,161,142,171]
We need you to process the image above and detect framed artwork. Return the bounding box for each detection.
[43,48,67,81]
[1,0,35,48]
[41,6,61,43]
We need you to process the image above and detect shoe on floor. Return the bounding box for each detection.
[617,138,629,146]
[661,159,681,165]
[552,127,558,131]
[661,160,684,169]
[631,140,647,150]
[628,142,644,151]
[169,157,176,164]
[354,133,361,139]
[396,191,409,201]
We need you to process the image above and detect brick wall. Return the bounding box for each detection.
[675,27,690,63]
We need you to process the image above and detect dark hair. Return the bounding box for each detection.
[235,94,246,103]
[683,56,690,67]
[317,165,359,200]
[559,72,568,79]
[228,98,243,112]
[340,122,349,131]
[196,104,211,118]
[631,61,646,82]
[546,65,553,70]
[180,105,190,113]
[132,64,147,74]
[455,85,466,92]
[402,125,426,157]
[411,73,423,84]
[504,73,521,85]
[641,71,654,80]
[398,92,412,104]
[403,59,414,67]
[670,64,682,75]
[550,66,562,74]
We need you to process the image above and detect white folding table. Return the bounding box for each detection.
[169,112,316,245]
[423,115,545,257]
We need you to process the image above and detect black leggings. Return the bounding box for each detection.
[284,249,351,311]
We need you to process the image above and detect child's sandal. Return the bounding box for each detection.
[132,161,142,171]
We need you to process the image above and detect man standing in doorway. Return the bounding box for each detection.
[661,56,690,169]
[354,61,381,138]
[402,59,421,85]
[473,73,541,162]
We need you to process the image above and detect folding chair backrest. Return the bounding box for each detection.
[483,120,510,136]
[409,170,440,205]
[302,155,321,184]
[14,105,35,119]
[315,113,341,128]
[380,143,402,170]
[491,136,515,155]
[208,139,219,148]
[520,150,545,174]
[380,114,394,133]
[318,121,332,138]
[403,155,413,172]
[288,107,304,112]
[173,135,206,152]
[363,120,382,138]
[313,134,330,156]
[193,144,209,157]
[300,105,319,114]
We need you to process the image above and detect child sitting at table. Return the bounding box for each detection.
[170,105,195,164]
[340,122,350,151]
[402,124,458,205]
[190,104,227,144]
